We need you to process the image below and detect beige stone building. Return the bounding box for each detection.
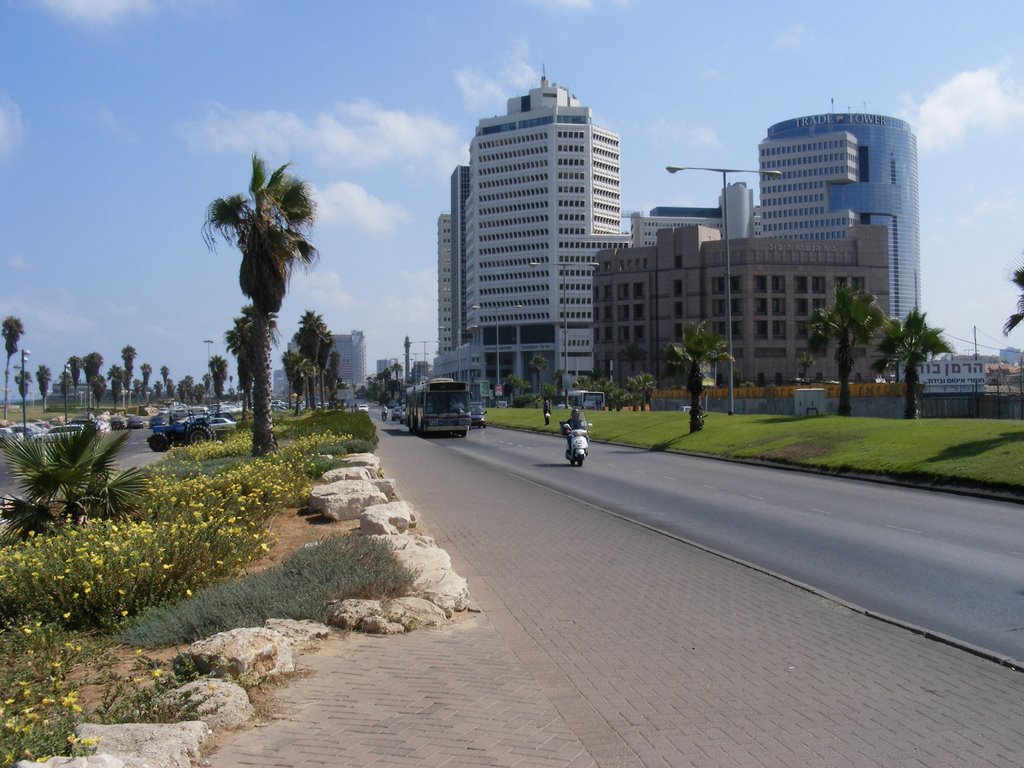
[592,224,889,387]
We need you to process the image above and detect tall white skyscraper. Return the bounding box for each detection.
[464,77,628,387]
[437,213,452,354]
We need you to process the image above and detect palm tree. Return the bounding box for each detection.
[294,310,330,410]
[159,365,170,397]
[204,154,319,456]
[663,322,731,433]
[209,355,229,403]
[528,354,548,395]
[67,356,83,405]
[226,306,262,421]
[88,374,107,410]
[107,365,126,411]
[0,426,145,542]
[1003,256,1024,336]
[120,345,136,406]
[872,308,953,419]
[140,363,152,403]
[83,352,104,409]
[798,350,816,381]
[626,372,656,411]
[806,284,884,416]
[3,315,24,420]
[35,365,51,410]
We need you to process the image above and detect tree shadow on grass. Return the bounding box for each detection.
[923,430,1024,463]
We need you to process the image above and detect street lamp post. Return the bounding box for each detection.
[203,339,214,406]
[666,165,781,415]
[531,260,599,407]
[20,349,31,434]
[63,364,70,424]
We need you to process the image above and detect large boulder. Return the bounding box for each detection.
[175,627,294,679]
[341,453,381,473]
[308,479,388,522]
[360,500,416,535]
[160,678,255,730]
[75,722,210,768]
[381,535,471,617]
[321,465,376,483]
[329,596,449,634]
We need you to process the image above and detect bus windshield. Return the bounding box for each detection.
[425,390,469,415]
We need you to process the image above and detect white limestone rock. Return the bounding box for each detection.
[176,627,294,678]
[360,500,416,535]
[308,479,388,522]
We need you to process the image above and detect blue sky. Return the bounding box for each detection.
[3,0,1024,398]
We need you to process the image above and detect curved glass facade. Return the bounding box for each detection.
[759,113,920,319]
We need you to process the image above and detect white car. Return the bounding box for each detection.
[40,424,86,441]
[356,403,370,413]
[206,416,237,433]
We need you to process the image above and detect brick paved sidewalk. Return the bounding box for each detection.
[207,433,1024,767]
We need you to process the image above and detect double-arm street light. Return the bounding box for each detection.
[665,165,782,415]
[63,363,70,424]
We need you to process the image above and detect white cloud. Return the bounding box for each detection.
[35,0,157,26]
[649,118,721,148]
[903,66,1024,151]
[772,23,813,51]
[5,255,29,271]
[314,181,410,236]
[454,40,541,113]
[0,95,26,155]
[179,100,466,176]
[956,193,1020,227]
[293,271,356,314]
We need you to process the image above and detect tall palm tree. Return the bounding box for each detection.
[528,354,548,395]
[3,315,24,420]
[663,322,731,434]
[83,352,104,409]
[107,365,126,411]
[294,310,330,410]
[226,306,264,421]
[120,345,136,406]
[67,356,83,401]
[1003,256,1024,336]
[35,365,51,410]
[159,365,170,397]
[209,355,229,403]
[806,284,884,417]
[88,374,107,409]
[140,363,152,403]
[204,154,319,456]
[872,308,952,419]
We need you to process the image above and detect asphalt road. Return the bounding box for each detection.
[380,422,1024,665]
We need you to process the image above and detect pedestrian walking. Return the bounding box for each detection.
[543,398,551,426]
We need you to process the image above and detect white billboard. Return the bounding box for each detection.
[917,361,984,393]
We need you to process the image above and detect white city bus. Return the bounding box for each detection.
[567,389,605,411]
[405,378,471,437]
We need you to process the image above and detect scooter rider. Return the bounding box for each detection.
[561,407,586,452]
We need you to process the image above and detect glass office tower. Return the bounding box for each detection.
[758,113,920,319]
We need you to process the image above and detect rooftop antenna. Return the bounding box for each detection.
[830,97,834,114]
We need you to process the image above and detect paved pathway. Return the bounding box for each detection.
[207,430,1024,767]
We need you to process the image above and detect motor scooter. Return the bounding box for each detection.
[561,423,590,466]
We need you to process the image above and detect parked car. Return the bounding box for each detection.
[149,415,166,428]
[127,415,146,429]
[0,426,20,443]
[11,423,48,440]
[390,407,405,422]
[470,404,486,428]
[109,416,128,430]
[207,416,237,433]
[40,424,85,441]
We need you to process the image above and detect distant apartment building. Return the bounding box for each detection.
[629,183,755,247]
[758,112,919,319]
[437,213,453,354]
[462,77,629,387]
[331,331,366,389]
[592,224,890,387]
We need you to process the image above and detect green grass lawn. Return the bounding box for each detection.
[484,407,1024,492]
